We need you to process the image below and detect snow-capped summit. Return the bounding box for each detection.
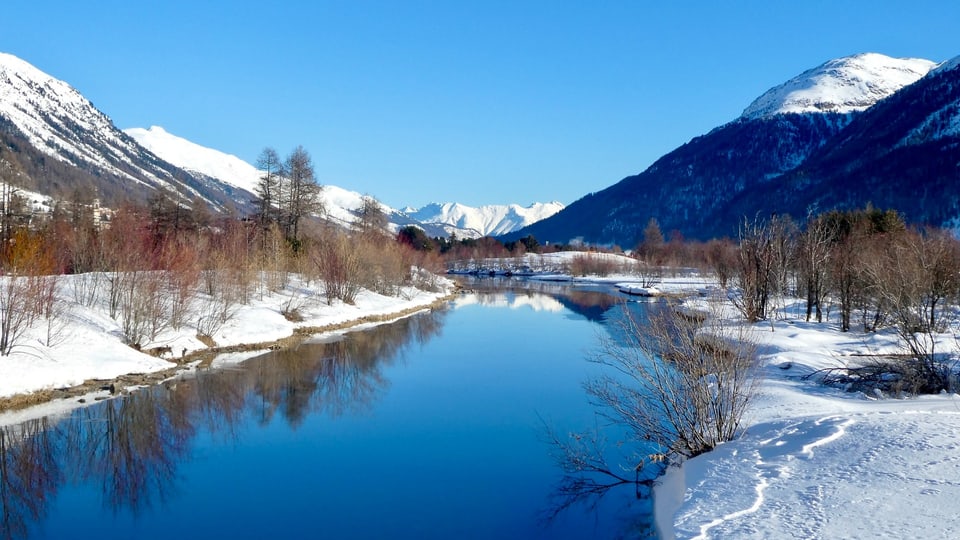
[741,53,935,119]
[405,201,565,238]
[125,126,263,194]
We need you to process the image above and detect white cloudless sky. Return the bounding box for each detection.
[2,1,958,209]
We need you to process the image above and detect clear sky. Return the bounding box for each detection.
[2,1,958,210]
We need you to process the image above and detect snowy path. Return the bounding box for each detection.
[668,409,960,539]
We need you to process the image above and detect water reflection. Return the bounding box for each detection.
[455,276,626,323]
[0,419,60,540]
[0,308,446,539]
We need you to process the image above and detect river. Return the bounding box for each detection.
[0,280,658,539]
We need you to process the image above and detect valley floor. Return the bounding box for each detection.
[4,255,960,539]
[440,252,960,539]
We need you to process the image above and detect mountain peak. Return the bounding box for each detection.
[741,53,935,120]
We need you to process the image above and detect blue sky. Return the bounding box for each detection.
[2,1,958,209]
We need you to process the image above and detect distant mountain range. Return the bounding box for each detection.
[125,125,563,238]
[0,52,561,238]
[5,50,957,246]
[508,52,960,244]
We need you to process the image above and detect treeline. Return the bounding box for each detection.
[644,207,959,393]
[406,207,960,392]
[0,161,445,356]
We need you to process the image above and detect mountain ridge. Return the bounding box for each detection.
[508,52,957,245]
[0,52,252,212]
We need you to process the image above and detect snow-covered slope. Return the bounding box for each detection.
[125,126,262,194]
[898,55,960,144]
[125,125,396,227]
[0,52,250,211]
[741,53,935,119]
[404,201,564,238]
[0,53,175,192]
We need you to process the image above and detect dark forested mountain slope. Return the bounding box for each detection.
[508,53,954,245]
[511,112,852,245]
[720,58,960,230]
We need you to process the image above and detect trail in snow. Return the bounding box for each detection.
[671,411,960,539]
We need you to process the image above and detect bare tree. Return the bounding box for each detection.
[587,299,761,461]
[732,217,776,322]
[798,214,833,322]
[255,147,284,231]
[284,146,323,245]
[354,195,388,237]
[867,228,960,391]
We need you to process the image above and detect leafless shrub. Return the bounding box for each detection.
[314,231,362,305]
[587,299,761,461]
[0,275,32,355]
[732,216,793,322]
[72,272,103,307]
[353,233,410,297]
[118,271,169,348]
[860,228,960,391]
[568,253,617,277]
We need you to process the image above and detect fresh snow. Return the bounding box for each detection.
[652,291,960,539]
[932,54,960,76]
[0,53,185,194]
[124,125,401,228]
[4,255,960,539]
[124,125,562,238]
[741,53,935,119]
[897,56,960,146]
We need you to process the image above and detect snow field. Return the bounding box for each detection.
[650,283,960,539]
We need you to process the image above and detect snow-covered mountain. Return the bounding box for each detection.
[720,53,960,230]
[125,126,262,194]
[512,52,957,243]
[741,53,934,119]
[0,52,248,210]
[124,124,561,238]
[404,201,564,238]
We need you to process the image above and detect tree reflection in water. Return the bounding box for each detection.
[0,419,60,540]
[0,307,446,539]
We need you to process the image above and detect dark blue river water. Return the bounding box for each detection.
[2,283,657,539]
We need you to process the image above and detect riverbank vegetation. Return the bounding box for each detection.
[430,206,960,394]
[0,158,446,362]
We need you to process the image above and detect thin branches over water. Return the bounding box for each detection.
[546,298,762,516]
[591,300,761,460]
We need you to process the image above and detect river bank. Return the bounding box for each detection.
[0,272,456,421]
[651,296,960,539]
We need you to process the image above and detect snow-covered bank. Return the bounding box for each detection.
[651,293,960,539]
[0,272,454,413]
